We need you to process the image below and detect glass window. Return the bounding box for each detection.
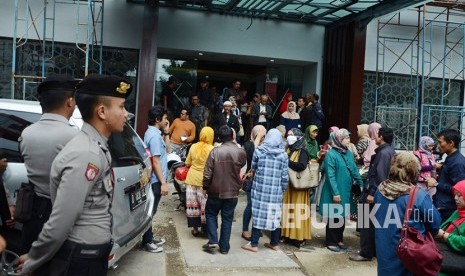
[108,125,148,168]
[0,110,39,162]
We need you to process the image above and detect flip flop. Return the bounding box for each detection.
[327,245,341,252]
[241,243,258,253]
[264,243,279,251]
[338,243,348,250]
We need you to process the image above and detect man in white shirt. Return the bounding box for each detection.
[251,94,272,130]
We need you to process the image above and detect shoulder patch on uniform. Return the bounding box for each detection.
[85,163,100,181]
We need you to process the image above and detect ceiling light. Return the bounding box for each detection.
[198,52,204,56]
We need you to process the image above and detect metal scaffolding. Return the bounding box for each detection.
[374,1,465,150]
[11,0,104,100]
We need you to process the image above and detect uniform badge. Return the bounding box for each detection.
[85,163,100,181]
[116,82,130,94]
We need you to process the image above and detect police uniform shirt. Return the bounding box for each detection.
[22,122,113,274]
[19,113,79,198]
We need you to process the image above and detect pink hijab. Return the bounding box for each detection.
[362,122,381,167]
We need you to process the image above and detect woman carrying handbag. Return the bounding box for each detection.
[281,128,311,248]
[374,152,442,276]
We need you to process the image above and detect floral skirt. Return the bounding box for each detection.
[185,185,207,228]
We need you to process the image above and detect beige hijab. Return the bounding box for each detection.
[281,101,300,119]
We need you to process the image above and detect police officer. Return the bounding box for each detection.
[19,75,79,256]
[19,74,132,276]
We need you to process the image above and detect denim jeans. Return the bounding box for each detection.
[251,227,281,247]
[142,182,162,245]
[205,197,238,252]
[242,191,252,232]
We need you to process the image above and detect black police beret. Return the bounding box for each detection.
[76,74,132,98]
[37,74,78,95]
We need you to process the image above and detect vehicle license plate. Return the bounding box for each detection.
[129,187,147,211]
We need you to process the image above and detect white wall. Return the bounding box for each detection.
[157,8,324,64]
[365,7,465,80]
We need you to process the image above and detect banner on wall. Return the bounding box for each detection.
[265,74,278,103]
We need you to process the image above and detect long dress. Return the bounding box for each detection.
[281,149,311,241]
[318,148,363,218]
[251,147,289,231]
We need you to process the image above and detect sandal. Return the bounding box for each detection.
[241,243,258,253]
[338,242,348,250]
[191,229,200,237]
[241,233,252,241]
[327,245,341,252]
[264,243,279,251]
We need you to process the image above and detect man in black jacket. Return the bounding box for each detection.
[349,127,396,262]
[299,94,313,133]
[251,94,272,130]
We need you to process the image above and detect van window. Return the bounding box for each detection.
[108,125,148,168]
[0,110,39,162]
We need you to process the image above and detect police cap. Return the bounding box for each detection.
[76,74,132,98]
[37,74,78,95]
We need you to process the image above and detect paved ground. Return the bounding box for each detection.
[108,184,377,276]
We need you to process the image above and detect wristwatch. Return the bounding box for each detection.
[163,132,169,136]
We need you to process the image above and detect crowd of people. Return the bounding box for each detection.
[1,74,465,276]
[161,76,465,275]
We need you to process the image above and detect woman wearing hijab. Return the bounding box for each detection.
[305,125,319,160]
[280,101,301,133]
[437,180,465,275]
[361,122,381,167]
[319,129,364,252]
[374,152,441,276]
[413,136,438,199]
[316,126,339,210]
[242,125,267,241]
[318,126,339,162]
[241,129,288,252]
[355,124,370,159]
[184,127,215,236]
[281,128,311,248]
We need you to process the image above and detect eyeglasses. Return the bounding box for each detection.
[192,98,199,101]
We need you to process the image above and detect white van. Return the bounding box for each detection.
[0,99,154,268]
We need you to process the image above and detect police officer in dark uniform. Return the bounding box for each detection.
[19,75,79,256]
[19,74,132,276]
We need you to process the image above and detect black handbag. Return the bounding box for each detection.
[242,170,253,192]
[437,223,465,275]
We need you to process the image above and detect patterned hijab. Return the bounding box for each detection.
[379,152,419,200]
[419,136,435,157]
[259,128,284,154]
[331,128,350,154]
[289,128,306,151]
[328,126,340,147]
